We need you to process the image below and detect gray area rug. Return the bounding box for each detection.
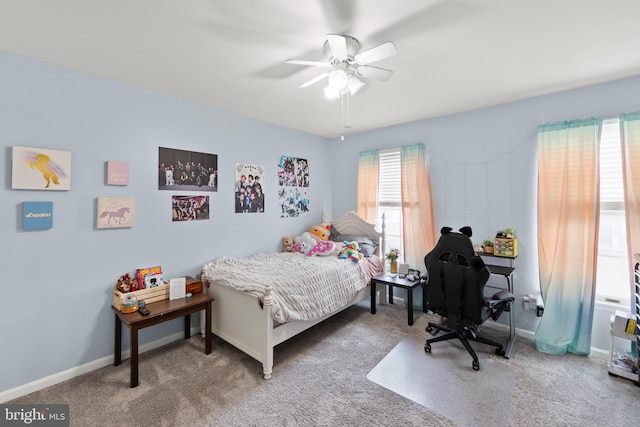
[8,301,640,426]
[368,335,515,427]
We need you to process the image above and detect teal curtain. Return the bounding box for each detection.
[535,117,602,355]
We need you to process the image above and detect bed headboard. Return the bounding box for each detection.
[330,211,385,255]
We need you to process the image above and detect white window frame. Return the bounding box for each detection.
[377,149,404,261]
[595,118,631,305]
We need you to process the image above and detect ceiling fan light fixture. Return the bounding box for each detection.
[327,69,348,91]
[323,83,341,99]
[347,76,365,95]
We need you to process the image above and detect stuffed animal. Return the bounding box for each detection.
[282,236,295,252]
[298,240,314,255]
[307,240,336,256]
[294,232,317,249]
[308,223,331,242]
[338,241,364,263]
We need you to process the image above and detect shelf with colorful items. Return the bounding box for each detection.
[386,248,401,273]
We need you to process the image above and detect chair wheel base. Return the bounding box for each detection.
[472,360,479,370]
[424,343,431,353]
[495,348,506,357]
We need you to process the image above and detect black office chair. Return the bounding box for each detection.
[423,226,514,370]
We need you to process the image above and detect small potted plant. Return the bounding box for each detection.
[483,239,494,254]
[386,248,401,273]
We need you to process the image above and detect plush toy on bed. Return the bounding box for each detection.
[282,236,295,252]
[294,223,332,255]
[308,223,331,242]
[339,241,364,262]
[307,240,336,256]
[298,240,314,254]
[294,231,317,250]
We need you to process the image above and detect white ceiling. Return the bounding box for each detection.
[1,0,639,138]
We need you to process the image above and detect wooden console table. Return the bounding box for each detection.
[112,293,213,387]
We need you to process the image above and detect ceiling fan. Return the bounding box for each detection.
[286,34,397,98]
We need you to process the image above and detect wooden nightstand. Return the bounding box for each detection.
[370,273,426,326]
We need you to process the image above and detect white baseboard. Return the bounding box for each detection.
[0,328,202,403]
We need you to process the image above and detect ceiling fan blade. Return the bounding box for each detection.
[355,65,393,82]
[326,34,348,60]
[299,72,330,88]
[354,42,397,65]
[286,59,332,67]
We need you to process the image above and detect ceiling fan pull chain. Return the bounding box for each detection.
[346,92,351,128]
[341,93,345,134]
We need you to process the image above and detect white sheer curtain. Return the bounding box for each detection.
[400,143,436,270]
[357,150,379,225]
[535,118,601,355]
[620,112,640,308]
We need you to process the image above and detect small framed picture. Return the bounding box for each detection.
[12,146,71,190]
[106,161,130,185]
[96,197,135,229]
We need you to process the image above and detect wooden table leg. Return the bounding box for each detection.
[130,325,139,388]
[205,301,212,355]
[114,314,122,366]
[184,313,191,339]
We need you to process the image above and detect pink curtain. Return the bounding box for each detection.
[400,143,436,271]
[620,112,640,307]
[357,150,379,224]
[535,118,601,355]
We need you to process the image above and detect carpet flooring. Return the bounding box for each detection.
[8,301,640,426]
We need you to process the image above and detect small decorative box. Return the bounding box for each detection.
[494,238,518,257]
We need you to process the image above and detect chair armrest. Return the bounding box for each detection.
[491,290,514,302]
[485,290,515,321]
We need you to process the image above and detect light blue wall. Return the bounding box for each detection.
[2,48,639,395]
[330,74,640,338]
[0,51,330,394]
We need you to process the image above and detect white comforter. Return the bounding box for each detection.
[202,252,381,324]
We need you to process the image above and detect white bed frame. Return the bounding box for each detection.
[200,211,385,379]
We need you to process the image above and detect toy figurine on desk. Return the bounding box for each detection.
[496,228,515,239]
[116,273,136,293]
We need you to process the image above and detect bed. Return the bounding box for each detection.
[200,211,385,379]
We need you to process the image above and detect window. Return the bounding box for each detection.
[596,118,630,304]
[378,149,403,260]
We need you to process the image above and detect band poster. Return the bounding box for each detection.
[172,195,209,221]
[277,155,309,218]
[234,163,265,213]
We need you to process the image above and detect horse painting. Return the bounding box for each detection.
[96,198,134,229]
[24,151,67,189]
[99,207,130,225]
